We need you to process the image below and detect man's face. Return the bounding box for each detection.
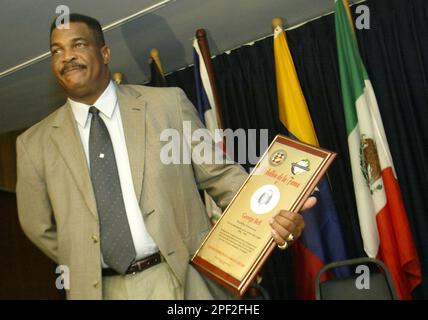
[50,22,110,102]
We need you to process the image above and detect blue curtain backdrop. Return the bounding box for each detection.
[166,0,428,299]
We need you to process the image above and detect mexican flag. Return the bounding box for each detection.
[334,0,421,299]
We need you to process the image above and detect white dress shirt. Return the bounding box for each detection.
[69,81,158,268]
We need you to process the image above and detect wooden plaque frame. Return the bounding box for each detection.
[191,134,337,296]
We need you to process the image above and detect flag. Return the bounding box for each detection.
[192,38,222,135]
[334,0,421,299]
[273,22,349,300]
[193,37,224,223]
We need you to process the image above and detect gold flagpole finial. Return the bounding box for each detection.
[150,48,160,60]
[113,72,123,85]
[272,17,283,30]
[150,48,165,75]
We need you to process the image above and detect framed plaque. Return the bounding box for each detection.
[191,134,337,296]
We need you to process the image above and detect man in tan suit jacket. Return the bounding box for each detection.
[16,14,313,300]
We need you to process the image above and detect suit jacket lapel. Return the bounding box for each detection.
[49,86,147,220]
[50,103,98,220]
[116,86,147,203]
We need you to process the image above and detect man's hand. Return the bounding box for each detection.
[269,196,317,249]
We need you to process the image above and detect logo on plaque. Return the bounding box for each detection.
[291,159,311,175]
[250,184,281,215]
[270,150,287,166]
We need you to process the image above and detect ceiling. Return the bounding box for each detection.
[0,0,358,133]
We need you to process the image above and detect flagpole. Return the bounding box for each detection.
[150,48,165,76]
[147,47,168,87]
[195,29,225,130]
[342,0,356,34]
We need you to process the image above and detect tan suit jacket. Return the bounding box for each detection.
[16,84,248,299]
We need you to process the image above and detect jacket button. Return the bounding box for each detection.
[93,281,99,288]
[91,235,98,243]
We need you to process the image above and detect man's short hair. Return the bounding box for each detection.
[50,13,105,46]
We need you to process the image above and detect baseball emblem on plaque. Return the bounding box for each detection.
[250,184,281,215]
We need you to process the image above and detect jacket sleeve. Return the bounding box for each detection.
[16,135,58,263]
[175,88,249,210]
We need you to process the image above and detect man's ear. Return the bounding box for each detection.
[101,46,111,65]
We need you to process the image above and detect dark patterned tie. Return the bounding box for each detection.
[88,106,136,274]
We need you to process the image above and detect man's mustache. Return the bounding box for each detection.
[60,62,87,75]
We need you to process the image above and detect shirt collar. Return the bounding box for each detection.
[69,80,118,128]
